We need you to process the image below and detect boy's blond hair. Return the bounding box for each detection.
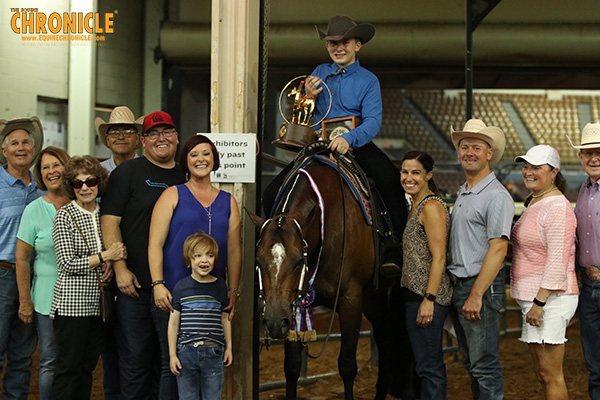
[182,232,220,268]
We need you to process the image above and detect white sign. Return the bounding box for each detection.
[201,133,256,183]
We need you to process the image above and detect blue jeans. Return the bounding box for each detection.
[0,267,36,400]
[116,289,160,400]
[34,312,57,400]
[176,343,224,400]
[151,296,178,400]
[579,273,600,399]
[405,299,450,400]
[102,322,124,400]
[451,274,504,400]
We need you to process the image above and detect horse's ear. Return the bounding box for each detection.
[244,207,265,228]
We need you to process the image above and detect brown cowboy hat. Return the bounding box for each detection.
[0,116,44,165]
[451,118,506,165]
[94,106,144,148]
[315,15,375,44]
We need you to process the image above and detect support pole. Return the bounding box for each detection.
[466,0,474,121]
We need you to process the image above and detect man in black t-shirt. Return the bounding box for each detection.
[101,111,185,400]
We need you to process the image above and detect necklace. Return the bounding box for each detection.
[531,186,557,199]
[189,184,213,235]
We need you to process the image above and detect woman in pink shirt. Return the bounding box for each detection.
[511,144,578,400]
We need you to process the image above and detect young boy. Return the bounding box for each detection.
[167,232,232,400]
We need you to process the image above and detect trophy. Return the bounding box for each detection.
[272,75,331,151]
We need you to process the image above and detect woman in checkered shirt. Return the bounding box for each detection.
[50,156,126,400]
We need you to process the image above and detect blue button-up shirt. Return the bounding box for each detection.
[312,59,382,149]
[574,178,600,268]
[0,165,44,263]
[447,172,515,278]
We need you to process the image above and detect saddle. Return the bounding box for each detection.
[272,141,397,286]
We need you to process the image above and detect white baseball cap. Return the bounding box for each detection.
[515,145,561,170]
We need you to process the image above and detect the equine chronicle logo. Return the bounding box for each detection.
[10,7,116,45]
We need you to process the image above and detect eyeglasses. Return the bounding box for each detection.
[71,177,99,189]
[143,128,177,139]
[106,128,138,137]
[581,150,600,159]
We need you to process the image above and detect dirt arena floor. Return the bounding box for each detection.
[2,303,591,399]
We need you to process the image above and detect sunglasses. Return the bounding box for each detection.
[71,177,99,189]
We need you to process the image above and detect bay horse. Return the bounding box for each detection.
[250,154,417,400]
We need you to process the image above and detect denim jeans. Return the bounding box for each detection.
[579,273,600,400]
[405,299,450,400]
[176,343,224,400]
[116,289,160,400]
[151,295,178,400]
[451,274,504,400]
[102,322,124,400]
[0,267,37,400]
[34,312,56,400]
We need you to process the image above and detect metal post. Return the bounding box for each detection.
[466,0,474,121]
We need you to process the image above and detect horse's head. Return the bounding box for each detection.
[249,213,309,340]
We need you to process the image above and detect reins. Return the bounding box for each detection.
[304,150,347,359]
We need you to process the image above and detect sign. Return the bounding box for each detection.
[202,133,256,183]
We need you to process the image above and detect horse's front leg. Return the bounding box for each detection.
[337,289,364,400]
[284,339,303,400]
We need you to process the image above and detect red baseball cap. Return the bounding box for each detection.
[143,111,176,133]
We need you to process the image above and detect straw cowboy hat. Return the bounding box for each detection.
[0,116,44,165]
[95,106,144,148]
[451,118,506,165]
[567,122,600,150]
[316,15,375,44]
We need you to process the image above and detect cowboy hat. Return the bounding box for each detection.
[567,122,600,150]
[0,116,44,165]
[451,118,506,165]
[315,15,375,44]
[94,106,144,148]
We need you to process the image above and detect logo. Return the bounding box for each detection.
[152,113,165,123]
[10,8,116,45]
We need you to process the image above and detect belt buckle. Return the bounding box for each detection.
[192,340,205,348]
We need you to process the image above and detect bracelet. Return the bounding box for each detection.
[533,298,546,307]
[228,288,240,298]
[98,252,104,264]
[151,280,165,287]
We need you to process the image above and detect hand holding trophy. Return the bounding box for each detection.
[272,75,331,152]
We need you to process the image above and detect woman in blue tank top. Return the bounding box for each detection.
[148,135,241,398]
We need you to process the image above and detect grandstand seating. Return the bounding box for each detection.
[380,89,600,166]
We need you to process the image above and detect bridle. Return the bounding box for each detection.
[255,214,310,322]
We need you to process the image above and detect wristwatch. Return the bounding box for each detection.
[424,292,437,302]
[228,288,241,298]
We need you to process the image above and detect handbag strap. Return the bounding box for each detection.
[64,207,103,290]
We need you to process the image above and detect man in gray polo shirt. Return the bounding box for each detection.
[447,119,515,400]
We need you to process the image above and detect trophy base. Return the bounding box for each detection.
[272,123,319,152]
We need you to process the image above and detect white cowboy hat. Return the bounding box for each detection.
[94,106,144,148]
[0,116,44,165]
[567,122,600,150]
[451,118,506,165]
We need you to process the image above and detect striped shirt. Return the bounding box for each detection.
[447,172,515,278]
[172,276,229,346]
[0,165,43,263]
[511,195,578,301]
[51,201,103,318]
[574,178,600,268]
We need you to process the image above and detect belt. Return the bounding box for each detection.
[0,261,14,270]
[584,266,600,282]
[448,272,476,285]
[188,339,220,348]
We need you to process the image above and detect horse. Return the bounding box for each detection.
[250,155,418,400]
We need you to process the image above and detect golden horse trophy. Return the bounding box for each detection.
[272,75,331,151]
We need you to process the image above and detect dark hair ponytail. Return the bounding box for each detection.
[401,150,441,197]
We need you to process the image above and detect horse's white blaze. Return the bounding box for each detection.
[270,243,286,281]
